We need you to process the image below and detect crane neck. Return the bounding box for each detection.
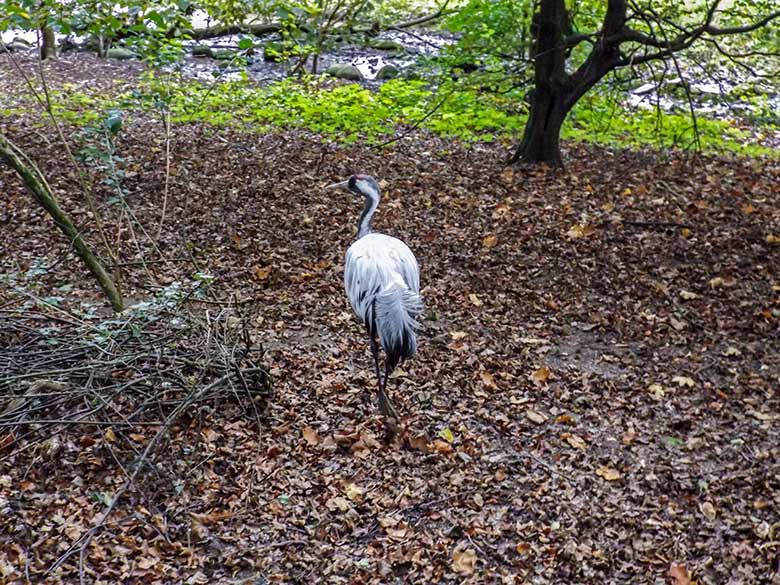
[357,193,379,239]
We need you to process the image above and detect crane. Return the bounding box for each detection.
[327,175,423,437]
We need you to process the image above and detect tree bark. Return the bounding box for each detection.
[0,133,124,312]
[512,88,570,166]
[511,0,570,166]
[510,0,629,166]
[40,26,56,60]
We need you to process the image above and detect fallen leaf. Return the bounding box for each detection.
[531,366,550,383]
[344,483,363,502]
[622,430,637,445]
[302,426,320,446]
[596,466,621,481]
[431,439,453,454]
[668,562,691,585]
[767,234,780,245]
[566,222,596,239]
[701,501,716,520]
[679,290,698,300]
[450,330,467,340]
[438,427,454,443]
[648,383,666,398]
[254,265,272,281]
[516,542,532,556]
[482,234,498,248]
[480,370,498,390]
[326,496,351,512]
[451,548,477,575]
[386,526,408,540]
[104,428,116,442]
[468,293,483,307]
[525,409,548,425]
[562,432,587,449]
[672,376,695,388]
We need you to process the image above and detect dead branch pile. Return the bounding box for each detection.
[0,293,271,459]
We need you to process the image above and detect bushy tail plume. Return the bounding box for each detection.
[373,284,422,371]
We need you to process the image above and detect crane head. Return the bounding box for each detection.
[326,174,380,202]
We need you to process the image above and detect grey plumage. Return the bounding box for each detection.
[327,174,423,435]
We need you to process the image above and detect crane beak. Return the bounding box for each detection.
[325,180,350,191]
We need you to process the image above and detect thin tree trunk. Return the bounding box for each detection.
[40,26,56,60]
[0,133,124,312]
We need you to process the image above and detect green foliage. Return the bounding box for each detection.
[122,77,524,142]
[40,76,776,157]
[443,0,531,92]
[565,90,774,157]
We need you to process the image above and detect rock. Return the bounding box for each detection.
[326,64,364,81]
[213,49,237,60]
[11,37,32,48]
[58,36,80,53]
[367,39,405,52]
[0,42,32,53]
[377,64,399,79]
[192,45,214,58]
[107,47,137,60]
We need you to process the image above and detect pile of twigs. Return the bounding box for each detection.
[0,292,271,459]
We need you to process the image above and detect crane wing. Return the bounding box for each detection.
[344,233,420,323]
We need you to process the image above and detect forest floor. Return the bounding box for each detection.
[1,54,780,584]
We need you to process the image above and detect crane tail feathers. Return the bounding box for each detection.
[373,285,422,371]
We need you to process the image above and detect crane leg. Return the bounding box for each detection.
[369,337,399,437]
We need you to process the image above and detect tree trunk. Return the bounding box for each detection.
[40,26,56,60]
[511,88,570,166]
[510,0,626,166]
[0,134,124,312]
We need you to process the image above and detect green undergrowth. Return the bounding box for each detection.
[22,76,779,157]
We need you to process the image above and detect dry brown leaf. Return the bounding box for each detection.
[672,376,695,388]
[468,293,483,307]
[566,222,596,239]
[531,366,550,383]
[451,548,477,575]
[302,426,320,446]
[525,409,548,425]
[700,501,716,520]
[450,330,468,340]
[767,234,780,245]
[516,542,532,556]
[562,432,587,449]
[326,496,351,512]
[596,466,621,481]
[668,562,691,585]
[104,428,116,442]
[480,370,498,390]
[482,234,498,248]
[254,265,272,281]
[344,483,363,502]
[431,439,453,454]
[386,526,408,540]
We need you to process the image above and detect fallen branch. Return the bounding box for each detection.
[0,133,124,312]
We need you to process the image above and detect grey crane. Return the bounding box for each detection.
[327,174,423,436]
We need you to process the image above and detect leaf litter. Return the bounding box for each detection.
[0,55,779,584]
